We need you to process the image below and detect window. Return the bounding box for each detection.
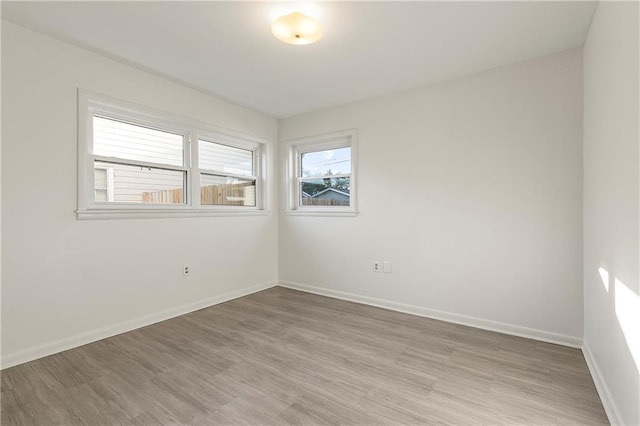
[77,90,267,219]
[286,129,357,215]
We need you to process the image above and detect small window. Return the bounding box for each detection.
[286,129,357,215]
[77,90,267,219]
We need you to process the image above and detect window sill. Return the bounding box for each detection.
[76,208,271,220]
[284,210,358,217]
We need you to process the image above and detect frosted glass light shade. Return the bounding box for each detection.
[271,12,323,45]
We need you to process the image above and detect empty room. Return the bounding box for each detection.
[1,1,638,425]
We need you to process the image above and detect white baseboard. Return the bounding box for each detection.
[279,281,583,348]
[1,281,277,369]
[582,344,622,426]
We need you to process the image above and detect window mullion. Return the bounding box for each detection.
[201,171,257,181]
[251,158,259,208]
[92,155,188,172]
[184,131,191,206]
[191,131,201,209]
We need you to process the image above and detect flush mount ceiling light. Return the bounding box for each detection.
[271,12,323,45]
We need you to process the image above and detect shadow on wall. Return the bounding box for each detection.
[597,267,640,375]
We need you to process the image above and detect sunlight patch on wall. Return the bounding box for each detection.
[598,267,610,292]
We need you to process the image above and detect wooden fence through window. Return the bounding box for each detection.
[301,198,350,206]
[142,182,255,205]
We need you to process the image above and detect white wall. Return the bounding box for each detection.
[279,49,584,345]
[1,22,278,367]
[583,2,640,425]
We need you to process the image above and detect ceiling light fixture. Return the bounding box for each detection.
[271,12,323,45]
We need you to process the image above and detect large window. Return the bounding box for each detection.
[286,129,357,215]
[77,90,267,219]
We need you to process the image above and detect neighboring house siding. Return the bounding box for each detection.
[96,162,183,203]
[199,141,252,176]
[313,189,349,201]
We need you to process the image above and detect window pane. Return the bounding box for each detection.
[201,174,256,206]
[93,116,184,166]
[301,147,351,177]
[94,161,185,204]
[199,140,253,176]
[301,177,350,206]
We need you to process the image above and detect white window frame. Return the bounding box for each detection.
[285,129,357,216]
[77,89,268,220]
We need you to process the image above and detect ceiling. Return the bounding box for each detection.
[2,1,597,118]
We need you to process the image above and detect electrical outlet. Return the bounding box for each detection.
[183,265,190,276]
[373,261,381,272]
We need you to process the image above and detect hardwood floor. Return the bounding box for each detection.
[1,287,608,425]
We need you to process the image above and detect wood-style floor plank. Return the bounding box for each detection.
[1,287,608,425]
